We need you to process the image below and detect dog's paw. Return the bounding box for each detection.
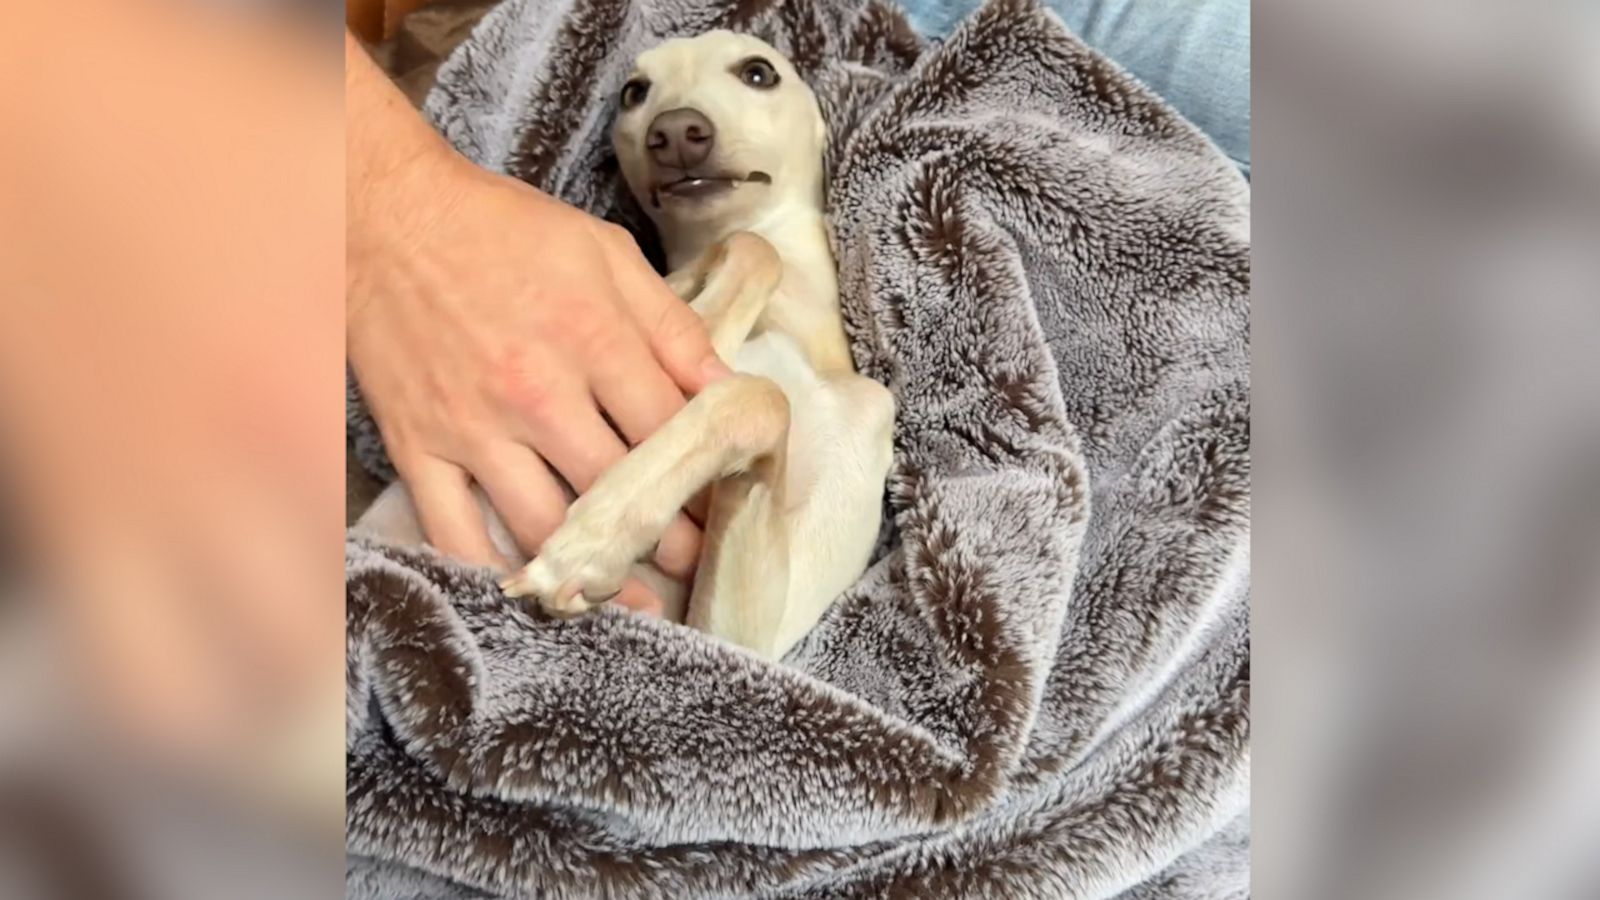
[497,511,647,618]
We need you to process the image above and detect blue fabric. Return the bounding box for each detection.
[904,0,1250,176]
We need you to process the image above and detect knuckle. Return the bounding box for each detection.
[434,390,489,438]
[489,347,564,422]
[455,431,505,474]
[582,324,635,360]
[594,221,635,250]
[653,305,708,348]
[387,447,433,483]
[558,305,622,349]
[510,380,561,421]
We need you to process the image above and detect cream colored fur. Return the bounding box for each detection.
[361,31,892,660]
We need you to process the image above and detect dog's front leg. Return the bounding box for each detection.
[498,374,788,621]
[499,234,785,622]
[684,425,790,657]
[685,232,782,362]
[664,241,722,299]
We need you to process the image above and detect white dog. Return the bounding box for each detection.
[363,31,893,660]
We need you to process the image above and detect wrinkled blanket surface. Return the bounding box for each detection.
[346,0,1251,895]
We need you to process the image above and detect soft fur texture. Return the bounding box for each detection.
[345,0,1251,895]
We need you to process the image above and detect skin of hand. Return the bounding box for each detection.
[345,33,729,613]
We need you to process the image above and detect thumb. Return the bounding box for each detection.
[610,245,731,395]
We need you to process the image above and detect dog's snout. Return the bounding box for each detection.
[646,108,715,169]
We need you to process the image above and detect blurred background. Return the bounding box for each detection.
[0,0,1596,896]
[0,0,344,896]
[1253,0,1600,897]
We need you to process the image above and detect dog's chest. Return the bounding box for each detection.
[732,331,840,504]
[733,329,815,394]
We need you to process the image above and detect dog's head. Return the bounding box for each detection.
[612,31,826,236]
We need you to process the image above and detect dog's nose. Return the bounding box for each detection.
[646,108,715,170]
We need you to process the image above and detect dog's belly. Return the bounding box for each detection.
[733,330,831,503]
[733,330,890,616]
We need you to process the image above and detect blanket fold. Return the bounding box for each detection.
[347,0,1250,895]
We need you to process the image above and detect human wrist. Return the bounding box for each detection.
[344,29,470,325]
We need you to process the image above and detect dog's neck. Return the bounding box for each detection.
[660,193,823,273]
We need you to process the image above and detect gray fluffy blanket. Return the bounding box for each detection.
[345,0,1251,895]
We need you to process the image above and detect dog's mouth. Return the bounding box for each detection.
[651,171,771,206]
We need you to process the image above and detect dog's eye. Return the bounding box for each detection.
[736,57,781,90]
[620,78,650,110]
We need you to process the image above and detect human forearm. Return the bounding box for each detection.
[345,27,451,202]
[344,28,483,324]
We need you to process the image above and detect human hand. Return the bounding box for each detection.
[347,137,727,614]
